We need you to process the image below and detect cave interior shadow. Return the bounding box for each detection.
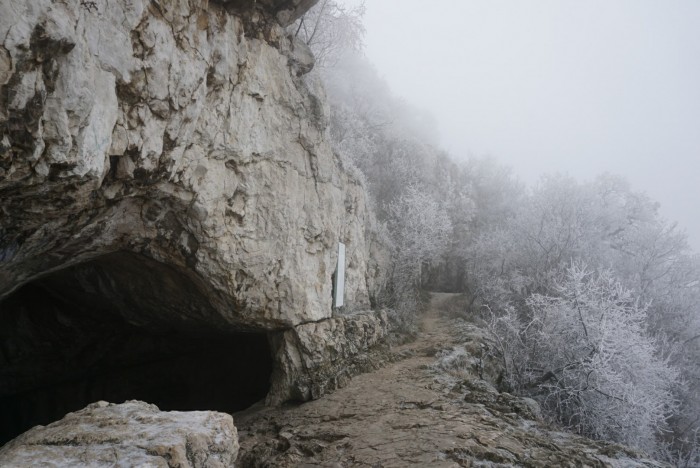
[0,252,272,446]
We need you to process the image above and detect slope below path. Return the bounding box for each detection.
[235,293,667,467]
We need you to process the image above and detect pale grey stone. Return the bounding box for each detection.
[0,0,389,330]
[0,401,238,468]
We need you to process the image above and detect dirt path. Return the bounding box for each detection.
[234,294,665,467]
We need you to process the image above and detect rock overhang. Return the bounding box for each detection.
[211,0,319,26]
[0,0,392,447]
[0,0,388,331]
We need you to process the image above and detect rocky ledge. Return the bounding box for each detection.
[268,310,392,404]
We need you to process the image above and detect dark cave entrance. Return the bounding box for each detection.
[0,252,273,446]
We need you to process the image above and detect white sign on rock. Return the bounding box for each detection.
[333,242,345,308]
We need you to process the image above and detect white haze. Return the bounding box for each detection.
[340,0,700,250]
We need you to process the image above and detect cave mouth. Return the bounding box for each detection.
[0,252,273,447]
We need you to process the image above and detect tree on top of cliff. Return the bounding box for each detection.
[291,0,365,68]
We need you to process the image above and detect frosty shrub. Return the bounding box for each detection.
[658,427,700,468]
[491,261,679,453]
[466,173,700,455]
[433,347,472,377]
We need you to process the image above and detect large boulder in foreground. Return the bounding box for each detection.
[0,401,238,467]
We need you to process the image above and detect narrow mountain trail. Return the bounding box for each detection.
[235,294,666,467]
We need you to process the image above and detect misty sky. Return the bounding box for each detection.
[341,0,700,250]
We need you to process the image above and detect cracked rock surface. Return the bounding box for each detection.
[235,294,669,467]
[267,310,392,404]
[0,400,238,467]
[0,0,388,331]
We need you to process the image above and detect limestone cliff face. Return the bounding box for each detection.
[0,0,387,330]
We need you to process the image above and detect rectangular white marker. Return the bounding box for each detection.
[333,242,345,308]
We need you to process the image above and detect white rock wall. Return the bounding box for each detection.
[0,0,388,329]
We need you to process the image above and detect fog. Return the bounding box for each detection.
[343,0,700,250]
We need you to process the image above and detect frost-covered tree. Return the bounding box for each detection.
[464,173,700,455]
[386,186,453,267]
[462,156,524,234]
[463,174,595,311]
[383,186,452,328]
[291,0,365,68]
[490,262,679,452]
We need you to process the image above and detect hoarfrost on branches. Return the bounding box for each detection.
[501,262,679,452]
